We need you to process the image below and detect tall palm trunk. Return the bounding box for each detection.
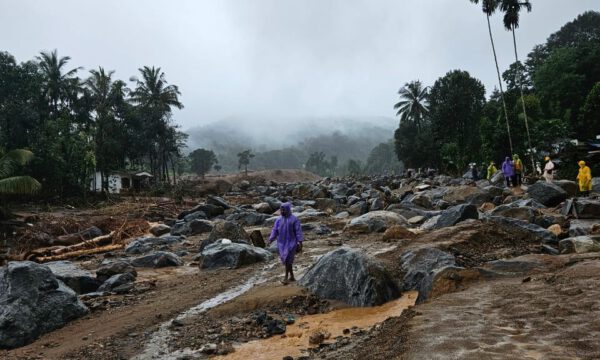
[487,14,514,155]
[511,26,535,174]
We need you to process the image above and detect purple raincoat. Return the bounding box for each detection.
[269,203,303,265]
[502,157,515,178]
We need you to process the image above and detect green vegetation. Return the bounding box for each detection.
[394,10,600,174]
[189,148,218,179]
[0,50,186,197]
[237,149,255,175]
[0,149,41,195]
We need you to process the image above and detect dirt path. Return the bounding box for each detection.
[1,266,257,360]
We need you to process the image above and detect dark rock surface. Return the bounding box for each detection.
[199,242,273,270]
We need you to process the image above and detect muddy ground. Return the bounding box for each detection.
[3,179,600,360]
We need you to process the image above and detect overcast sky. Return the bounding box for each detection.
[1,0,598,130]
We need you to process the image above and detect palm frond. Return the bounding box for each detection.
[0,176,41,195]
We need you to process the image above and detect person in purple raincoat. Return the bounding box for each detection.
[501,156,515,188]
[268,202,303,284]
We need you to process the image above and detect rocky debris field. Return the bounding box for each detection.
[2,172,600,359]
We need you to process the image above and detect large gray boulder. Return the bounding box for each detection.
[125,235,183,255]
[0,261,89,349]
[96,260,137,282]
[593,177,600,192]
[399,248,458,304]
[226,211,270,226]
[568,219,599,237]
[553,180,578,197]
[97,272,136,292]
[45,261,100,294]
[573,199,600,219]
[201,221,250,252]
[490,206,539,223]
[344,210,407,233]
[199,242,273,270]
[527,182,568,207]
[559,236,600,254]
[423,204,478,230]
[298,247,400,307]
[131,251,183,268]
[484,216,558,244]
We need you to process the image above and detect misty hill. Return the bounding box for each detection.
[185,116,398,172]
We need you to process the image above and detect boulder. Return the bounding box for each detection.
[425,204,479,230]
[183,210,208,223]
[344,211,408,234]
[0,261,89,349]
[199,242,273,270]
[226,211,270,226]
[593,177,600,192]
[97,272,136,292]
[298,247,400,307]
[249,229,266,248]
[131,251,184,268]
[369,198,385,211]
[573,199,600,219]
[253,202,273,214]
[314,198,338,213]
[207,221,249,243]
[548,224,562,236]
[399,248,458,303]
[559,236,600,254]
[485,216,558,244]
[553,180,578,197]
[442,186,490,206]
[125,236,183,254]
[568,219,598,237]
[206,195,230,209]
[407,215,426,225]
[527,182,567,207]
[96,260,137,282]
[409,193,432,209]
[189,219,214,234]
[149,224,171,237]
[45,261,100,294]
[348,201,368,216]
[382,225,415,241]
[490,206,539,223]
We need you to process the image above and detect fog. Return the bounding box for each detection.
[1,0,598,134]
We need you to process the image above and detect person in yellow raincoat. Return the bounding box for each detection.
[576,160,592,196]
[486,161,497,180]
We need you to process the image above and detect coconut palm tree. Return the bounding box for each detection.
[500,0,534,171]
[36,50,81,115]
[393,80,429,131]
[469,0,514,155]
[0,149,41,195]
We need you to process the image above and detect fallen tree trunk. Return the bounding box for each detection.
[36,244,124,263]
[24,232,115,261]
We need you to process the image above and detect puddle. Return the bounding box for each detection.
[218,291,418,360]
[132,263,276,360]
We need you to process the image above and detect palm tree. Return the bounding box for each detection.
[393,80,429,131]
[500,0,534,172]
[469,0,514,155]
[36,50,81,114]
[0,149,41,195]
[130,66,183,181]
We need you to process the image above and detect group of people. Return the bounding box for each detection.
[485,155,524,187]
[483,155,593,196]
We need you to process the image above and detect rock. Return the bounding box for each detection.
[527,182,567,207]
[334,211,350,219]
[206,221,250,246]
[559,236,600,254]
[296,209,327,221]
[382,225,415,241]
[348,201,368,216]
[189,219,214,234]
[443,186,490,206]
[96,260,137,282]
[45,261,100,294]
[170,221,191,236]
[98,272,136,292]
[197,204,226,218]
[125,235,184,254]
[399,248,457,303]
[249,230,266,248]
[573,199,600,219]
[568,219,598,236]
[485,216,558,244]
[344,210,407,234]
[548,224,562,236]
[0,261,89,349]
[314,223,332,235]
[131,251,184,268]
[491,206,539,223]
[182,210,208,223]
[226,211,270,226]
[149,224,171,237]
[207,195,230,209]
[55,226,103,245]
[253,202,273,214]
[409,193,432,209]
[425,204,479,230]
[238,180,251,190]
[593,177,600,192]
[369,198,385,211]
[200,242,273,269]
[553,180,578,197]
[314,198,338,213]
[298,247,400,307]
[479,202,495,212]
[407,215,426,225]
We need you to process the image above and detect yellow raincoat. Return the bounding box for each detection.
[486,164,497,180]
[577,161,592,192]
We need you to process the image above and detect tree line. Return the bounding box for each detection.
[0,50,186,196]
[394,9,600,176]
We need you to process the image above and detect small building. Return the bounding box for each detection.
[90,171,153,194]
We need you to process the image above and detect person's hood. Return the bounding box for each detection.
[280,202,292,216]
[505,157,511,162]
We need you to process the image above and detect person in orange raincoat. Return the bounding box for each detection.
[576,160,592,197]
